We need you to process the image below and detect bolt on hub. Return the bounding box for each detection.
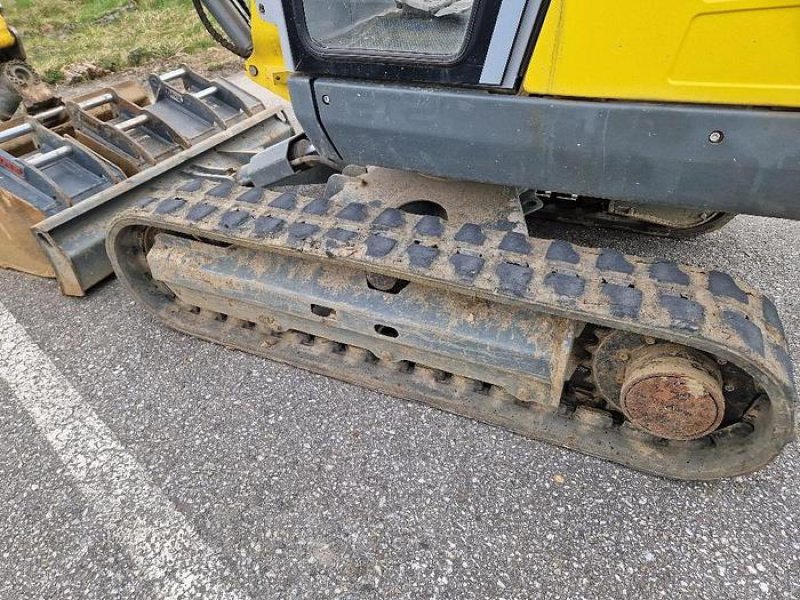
[620,344,725,441]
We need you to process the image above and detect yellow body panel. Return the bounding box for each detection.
[524,0,800,107]
[245,2,290,100]
[0,15,17,50]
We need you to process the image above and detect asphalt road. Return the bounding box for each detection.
[1,214,798,599]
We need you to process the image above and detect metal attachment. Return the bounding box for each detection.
[0,91,115,145]
[322,95,331,105]
[0,64,294,293]
[619,344,725,440]
[708,130,724,144]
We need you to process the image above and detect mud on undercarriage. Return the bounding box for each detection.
[106,168,795,480]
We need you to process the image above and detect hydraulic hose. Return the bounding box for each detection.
[192,0,253,59]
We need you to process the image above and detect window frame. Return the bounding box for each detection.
[281,0,507,87]
[300,1,482,66]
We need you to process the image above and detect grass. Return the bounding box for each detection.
[4,0,233,83]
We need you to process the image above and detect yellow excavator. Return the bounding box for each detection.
[0,3,55,119]
[11,1,800,479]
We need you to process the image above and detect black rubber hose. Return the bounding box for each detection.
[191,0,252,59]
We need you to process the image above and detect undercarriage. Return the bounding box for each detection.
[106,167,795,479]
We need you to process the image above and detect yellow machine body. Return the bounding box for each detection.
[247,0,800,109]
[0,15,17,50]
[245,1,289,100]
[524,0,800,108]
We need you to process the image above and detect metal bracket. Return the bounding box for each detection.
[238,133,339,187]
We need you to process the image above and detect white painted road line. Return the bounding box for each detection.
[0,302,251,600]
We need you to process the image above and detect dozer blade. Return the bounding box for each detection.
[0,68,295,295]
[106,171,796,480]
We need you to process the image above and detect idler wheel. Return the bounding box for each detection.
[620,344,725,440]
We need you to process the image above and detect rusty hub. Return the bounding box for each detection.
[619,344,725,440]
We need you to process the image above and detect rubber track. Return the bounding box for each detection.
[107,178,796,479]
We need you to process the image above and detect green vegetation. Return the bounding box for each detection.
[4,0,233,83]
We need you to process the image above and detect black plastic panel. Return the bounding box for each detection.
[291,77,800,220]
